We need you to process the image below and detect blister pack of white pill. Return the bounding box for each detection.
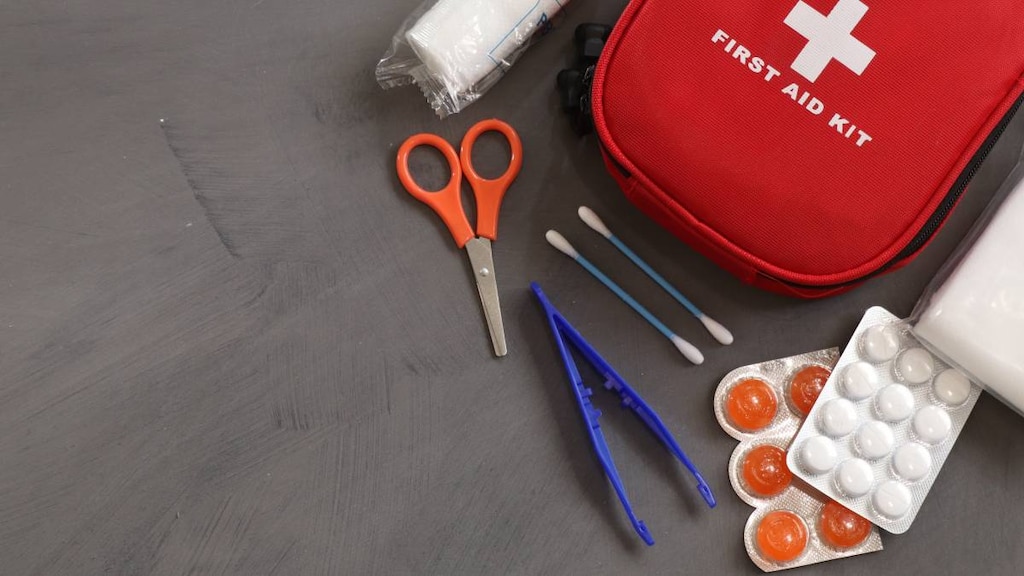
[787,307,982,534]
[715,349,883,572]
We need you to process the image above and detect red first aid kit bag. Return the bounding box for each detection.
[592,0,1024,298]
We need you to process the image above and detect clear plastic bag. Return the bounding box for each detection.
[911,134,1024,416]
[376,0,568,118]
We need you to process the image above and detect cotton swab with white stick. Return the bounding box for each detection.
[577,206,734,345]
[545,230,705,365]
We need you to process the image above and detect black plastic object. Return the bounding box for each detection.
[557,23,612,136]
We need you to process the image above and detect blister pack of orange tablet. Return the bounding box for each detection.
[714,349,883,572]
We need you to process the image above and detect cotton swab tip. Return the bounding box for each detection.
[577,206,613,238]
[671,335,704,365]
[545,230,578,259]
[699,315,734,345]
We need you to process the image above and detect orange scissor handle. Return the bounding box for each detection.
[460,119,523,241]
[396,133,476,248]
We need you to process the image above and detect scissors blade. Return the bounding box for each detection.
[465,238,507,357]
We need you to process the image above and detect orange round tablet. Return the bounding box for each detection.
[756,510,808,563]
[790,365,832,416]
[820,501,872,549]
[742,445,793,497]
[726,379,778,431]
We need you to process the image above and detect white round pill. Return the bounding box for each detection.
[933,369,971,406]
[912,405,952,444]
[861,324,901,364]
[798,436,838,475]
[841,362,879,401]
[892,443,933,482]
[855,421,895,460]
[895,348,935,384]
[835,458,874,497]
[819,398,858,437]
[875,384,915,422]
[872,480,913,519]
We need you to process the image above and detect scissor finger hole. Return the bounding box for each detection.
[468,132,512,180]
[406,146,455,192]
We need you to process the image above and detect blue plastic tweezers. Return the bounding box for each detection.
[532,282,715,546]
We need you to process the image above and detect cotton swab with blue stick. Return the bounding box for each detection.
[577,207,734,346]
[545,230,705,365]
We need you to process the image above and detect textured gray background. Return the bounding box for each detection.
[2,1,1023,574]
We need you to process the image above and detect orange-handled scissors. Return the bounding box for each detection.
[396,118,523,357]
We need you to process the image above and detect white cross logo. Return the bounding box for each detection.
[784,0,876,82]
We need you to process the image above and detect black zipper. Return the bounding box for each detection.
[774,91,1024,290]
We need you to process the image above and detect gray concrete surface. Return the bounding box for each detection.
[2,1,1023,574]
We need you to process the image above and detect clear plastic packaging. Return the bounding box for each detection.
[787,307,982,534]
[376,0,569,117]
[715,349,883,572]
[911,140,1024,417]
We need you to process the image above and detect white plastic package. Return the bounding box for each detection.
[912,140,1024,416]
[376,0,570,117]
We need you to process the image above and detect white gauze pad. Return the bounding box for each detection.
[406,0,568,94]
[914,175,1024,415]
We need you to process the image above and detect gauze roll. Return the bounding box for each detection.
[406,0,568,95]
[913,167,1024,415]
